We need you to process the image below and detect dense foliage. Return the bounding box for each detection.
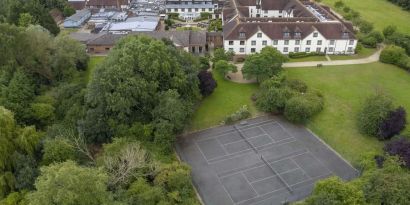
[198,71,217,96]
[357,93,406,139]
[224,105,251,124]
[384,137,410,168]
[84,36,201,149]
[255,75,324,123]
[242,46,288,83]
[387,0,410,10]
[214,60,237,77]
[380,45,410,70]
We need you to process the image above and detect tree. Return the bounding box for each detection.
[28,161,114,205]
[30,103,55,129]
[242,46,287,83]
[197,71,217,96]
[211,48,234,65]
[99,138,154,188]
[357,92,393,138]
[41,137,77,166]
[304,177,365,205]
[384,137,410,168]
[358,21,374,34]
[18,13,35,27]
[12,152,38,191]
[378,107,406,139]
[255,76,296,113]
[84,36,200,142]
[62,5,75,17]
[126,178,168,205]
[214,60,237,77]
[383,25,397,38]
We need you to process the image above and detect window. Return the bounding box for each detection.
[240,48,245,53]
[228,48,234,51]
[284,32,290,37]
[202,8,205,11]
[251,48,256,53]
[284,40,289,45]
[316,47,321,53]
[295,32,301,38]
[181,8,185,12]
[251,40,256,45]
[283,47,288,52]
[328,47,334,52]
[262,40,267,45]
[188,8,191,12]
[239,32,245,38]
[209,8,212,11]
[105,47,110,51]
[330,40,335,45]
[317,40,322,45]
[228,41,234,45]
[348,47,353,52]
[342,32,349,38]
[168,8,171,12]
[349,40,355,45]
[313,32,318,37]
[295,40,300,45]
[174,8,178,12]
[195,8,198,12]
[240,41,245,45]
[305,47,310,52]
[273,40,278,45]
[306,40,311,45]
[264,10,268,14]
[294,47,299,52]
[257,33,262,38]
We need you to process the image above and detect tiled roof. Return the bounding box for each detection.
[224,21,356,40]
[87,0,129,7]
[68,0,86,10]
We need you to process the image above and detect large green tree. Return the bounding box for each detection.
[242,46,287,83]
[84,36,200,143]
[28,161,115,205]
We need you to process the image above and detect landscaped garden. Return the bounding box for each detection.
[287,62,410,164]
[188,71,259,131]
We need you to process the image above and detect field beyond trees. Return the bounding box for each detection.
[287,62,410,164]
[322,0,410,35]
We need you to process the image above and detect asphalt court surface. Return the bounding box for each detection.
[176,116,359,205]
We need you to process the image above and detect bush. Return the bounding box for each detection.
[288,52,324,59]
[334,1,344,8]
[199,57,210,71]
[224,105,251,124]
[384,138,410,169]
[284,91,324,124]
[358,20,374,34]
[286,79,308,93]
[357,93,393,138]
[380,45,408,67]
[197,71,217,97]
[378,107,406,140]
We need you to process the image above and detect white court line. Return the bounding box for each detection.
[242,172,260,197]
[216,173,236,205]
[290,157,312,180]
[194,141,212,165]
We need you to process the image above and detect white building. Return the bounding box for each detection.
[165,0,217,20]
[222,0,357,56]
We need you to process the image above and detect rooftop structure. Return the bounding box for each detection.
[101,16,160,33]
[68,0,87,10]
[86,0,131,9]
[64,9,92,28]
[165,0,217,20]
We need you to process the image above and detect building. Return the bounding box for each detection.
[165,0,217,20]
[64,9,91,28]
[102,16,160,33]
[222,0,357,56]
[86,0,131,9]
[83,31,208,54]
[68,0,86,10]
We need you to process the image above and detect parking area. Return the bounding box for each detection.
[176,116,359,205]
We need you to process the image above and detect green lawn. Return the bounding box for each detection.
[287,62,410,164]
[329,47,377,61]
[288,55,328,62]
[322,0,410,35]
[188,71,259,131]
[85,56,105,83]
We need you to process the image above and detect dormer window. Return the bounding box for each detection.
[239,32,245,38]
[257,33,262,38]
[295,32,301,37]
[342,32,349,38]
[283,32,290,37]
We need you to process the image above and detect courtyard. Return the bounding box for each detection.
[177,116,358,205]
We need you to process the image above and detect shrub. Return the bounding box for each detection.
[224,105,251,124]
[199,57,210,71]
[358,21,374,34]
[360,35,378,48]
[378,107,406,140]
[368,31,384,43]
[197,71,217,97]
[334,1,344,8]
[286,79,308,93]
[357,93,393,138]
[384,138,410,169]
[284,91,324,124]
[288,52,324,59]
[383,25,397,38]
[380,46,407,64]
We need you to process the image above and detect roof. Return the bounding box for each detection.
[87,0,130,7]
[65,9,90,22]
[68,0,86,10]
[86,31,207,47]
[224,21,356,40]
[69,32,103,43]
